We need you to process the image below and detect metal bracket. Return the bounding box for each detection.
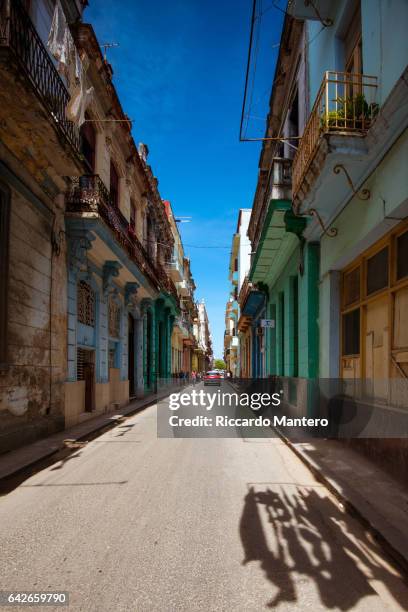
[306,208,338,238]
[333,164,370,201]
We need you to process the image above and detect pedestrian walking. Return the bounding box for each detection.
[191,370,197,385]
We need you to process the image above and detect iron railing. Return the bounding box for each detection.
[67,174,179,301]
[0,0,80,154]
[292,71,378,202]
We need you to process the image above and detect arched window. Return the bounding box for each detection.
[77,281,95,327]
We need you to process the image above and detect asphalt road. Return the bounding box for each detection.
[0,383,407,611]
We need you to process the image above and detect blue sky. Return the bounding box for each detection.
[85,0,284,358]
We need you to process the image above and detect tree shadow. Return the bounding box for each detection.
[239,485,407,609]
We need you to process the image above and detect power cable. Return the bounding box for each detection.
[240,0,329,142]
[239,0,257,143]
[244,0,262,139]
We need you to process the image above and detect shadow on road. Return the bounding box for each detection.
[239,485,407,609]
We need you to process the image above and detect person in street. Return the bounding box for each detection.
[191,370,197,385]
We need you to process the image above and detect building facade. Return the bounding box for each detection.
[0,0,87,450]
[194,301,213,373]
[164,200,198,379]
[234,0,408,471]
[0,0,196,451]
[224,209,251,377]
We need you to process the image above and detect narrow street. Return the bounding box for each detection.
[1,385,407,611]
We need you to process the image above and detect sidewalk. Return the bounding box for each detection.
[277,433,408,572]
[227,379,408,570]
[0,386,178,484]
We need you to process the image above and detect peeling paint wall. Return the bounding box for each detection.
[0,186,67,452]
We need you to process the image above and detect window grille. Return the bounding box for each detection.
[77,281,95,326]
[77,348,86,381]
[108,297,121,338]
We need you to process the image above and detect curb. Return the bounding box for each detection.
[274,426,408,575]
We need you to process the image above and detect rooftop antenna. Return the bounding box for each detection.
[101,42,120,61]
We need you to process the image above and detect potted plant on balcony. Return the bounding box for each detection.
[322,94,379,131]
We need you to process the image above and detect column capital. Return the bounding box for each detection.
[67,229,95,274]
[103,261,122,296]
[125,282,140,309]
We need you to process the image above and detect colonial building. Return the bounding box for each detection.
[164,200,198,378]
[0,0,86,451]
[236,0,408,474]
[65,22,180,419]
[0,0,182,450]
[225,209,251,377]
[194,301,213,373]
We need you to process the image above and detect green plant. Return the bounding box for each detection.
[321,93,378,129]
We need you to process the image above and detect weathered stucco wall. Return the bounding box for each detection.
[0,185,67,452]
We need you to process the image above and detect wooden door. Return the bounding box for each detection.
[84,362,95,412]
[391,286,408,406]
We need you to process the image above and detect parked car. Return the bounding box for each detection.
[204,370,222,386]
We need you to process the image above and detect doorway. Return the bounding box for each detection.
[128,313,135,396]
[77,348,95,412]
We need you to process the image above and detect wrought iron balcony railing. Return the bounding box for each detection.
[292,71,378,203]
[0,0,80,154]
[67,175,179,301]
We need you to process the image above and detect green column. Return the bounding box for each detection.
[306,243,320,379]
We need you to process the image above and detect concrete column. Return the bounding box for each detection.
[135,317,144,397]
[319,270,340,378]
[99,296,109,383]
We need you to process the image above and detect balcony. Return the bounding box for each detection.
[174,314,192,337]
[293,71,378,209]
[269,157,292,200]
[67,175,179,301]
[177,279,191,297]
[167,256,183,282]
[0,0,81,174]
[249,157,292,254]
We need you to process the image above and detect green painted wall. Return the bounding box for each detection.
[319,129,408,375]
[265,243,319,379]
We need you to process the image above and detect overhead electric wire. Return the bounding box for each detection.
[239,0,257,142]
[244,0,262,139]
[240,0,329,142]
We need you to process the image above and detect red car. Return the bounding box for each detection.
[204,370,222,386]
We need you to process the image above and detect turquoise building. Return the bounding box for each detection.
[241,0,408,472]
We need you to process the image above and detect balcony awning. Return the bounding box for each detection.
[241,290,265,317]
[249,199,298,286]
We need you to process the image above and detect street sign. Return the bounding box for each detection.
[260,319,275,328]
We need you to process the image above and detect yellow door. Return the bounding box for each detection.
[390,287,408,406]
[364,295,389,401]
